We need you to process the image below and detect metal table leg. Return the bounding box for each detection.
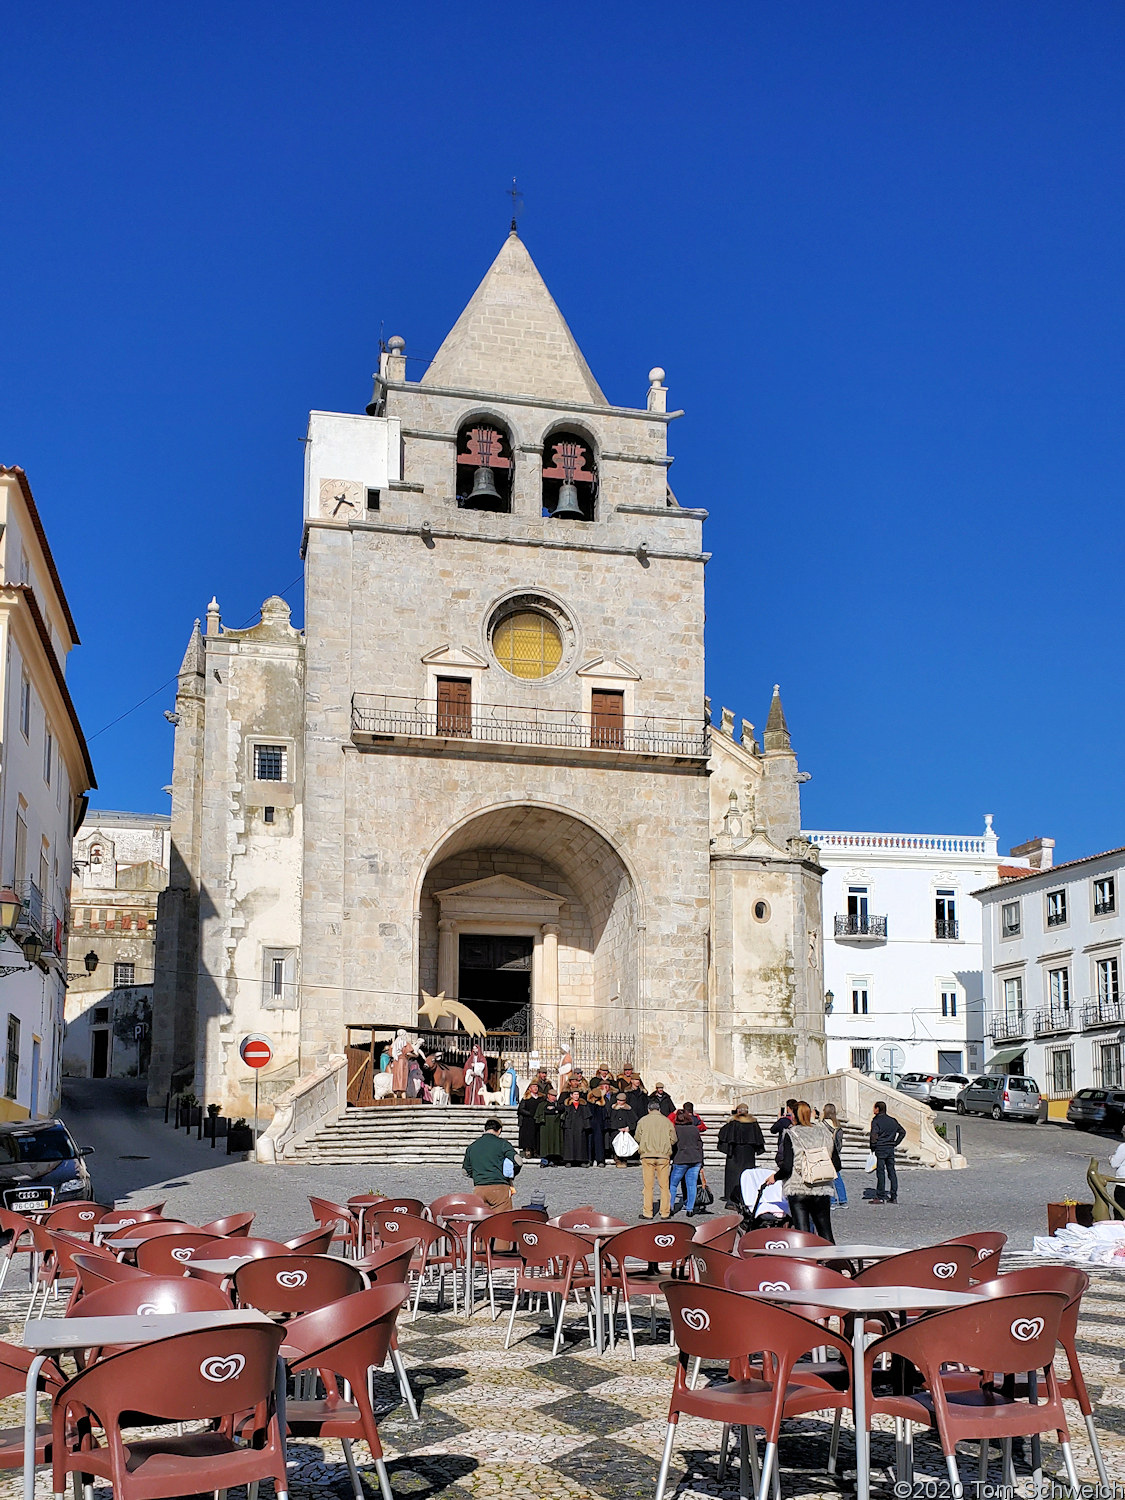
[853,1314,869,1500]
[23,1353,46,1500]
[594,1236,604,1353]
[464,1225,475,1318]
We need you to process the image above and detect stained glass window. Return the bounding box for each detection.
[492,611,563,679]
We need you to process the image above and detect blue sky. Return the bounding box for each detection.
[3,3,1123,860]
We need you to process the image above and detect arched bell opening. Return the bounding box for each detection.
[456,419,513,512]
[541,429,597,521]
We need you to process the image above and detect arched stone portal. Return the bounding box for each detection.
[416,804,642,1039]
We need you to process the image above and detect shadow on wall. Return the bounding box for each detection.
[63,987,152,1079]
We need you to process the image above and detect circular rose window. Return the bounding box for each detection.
[492,610,564,680]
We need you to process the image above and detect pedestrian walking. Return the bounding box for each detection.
[535,1089,564,1166]
[517,1083,541,1157]
[869,1100,906,1204]
[716,1104,766,1208]
[634,1101,676,1218]
[821,1102,847,1207]
[669,1103,706,1216]
[462,1118,520,1212]
[774,1101,840,1242]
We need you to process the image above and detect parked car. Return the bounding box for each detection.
[955,1074,1041,1122]
[896,1072,936,1102]
[0,1119,94,1211]
[928,1073,972,1109]
[1067,1088,1125,1133]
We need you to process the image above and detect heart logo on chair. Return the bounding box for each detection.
[392,1207,408,1213]
[571,1223,590,1230]
[524,1232,539,1246]
[681,1307,710,1332]
[170,1247,194,1263]
[654,1234,676,1248]
[200,1354,246,1383]
[765,1240,788,1250]
[932,1262,957,1279]
[1011,1317,1044,1343]
[78,1211,95,1221]
[116,1218,137,1228]
[276,1270,308,1287]
[978,1247,990,1260]
[758,1280,791,1293]
[137,1302,164,1315]
[384,1221,399,1233]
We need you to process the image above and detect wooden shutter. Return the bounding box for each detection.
[436,677,472,737]
[591,690,625,748]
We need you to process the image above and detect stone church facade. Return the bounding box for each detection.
[149,232,826,1117]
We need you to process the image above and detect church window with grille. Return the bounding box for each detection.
[253,744,287,781]
[456,420,512,512]
[541,430,597,520]
[492,611,563,680]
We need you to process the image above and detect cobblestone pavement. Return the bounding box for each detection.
[4,1256,1125,1500]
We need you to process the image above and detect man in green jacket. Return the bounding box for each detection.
[634,1102,676,1219]
[463,1118,520,1212]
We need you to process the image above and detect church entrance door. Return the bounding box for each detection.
[458,934,532,1030]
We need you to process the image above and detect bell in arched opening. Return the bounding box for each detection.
[542,433,596,520]
[456,422,513,512]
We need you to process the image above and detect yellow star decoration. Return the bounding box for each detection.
[417,990,488,1036]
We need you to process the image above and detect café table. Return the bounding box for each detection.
[557,1225,632,1353]
[745,1242,910,1268]
[185,1255,256,1277]
[745,1282,983,1500]
[21,1308,277,1500]
[432,1207,492,1315]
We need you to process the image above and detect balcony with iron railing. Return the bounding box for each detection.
[1034,1004,1075,1037]
[13,880,62,958]
[934,919,960,940]
[834,914,888,941]
[1082,995,1124,1029]
[989,1012,1029,1042]
[351,693,711,760]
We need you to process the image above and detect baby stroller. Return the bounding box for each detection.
[739,1166,793,1231]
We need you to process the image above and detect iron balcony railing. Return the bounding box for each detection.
[934,919,960,940]
[1047,909,1067,928]
[351,693,711,759]
[1082,995,1124,1029]
[834,914,888,939]
[13,880,61,956]
[989,1012,1029,1041]
[1034,1005,1075,1037]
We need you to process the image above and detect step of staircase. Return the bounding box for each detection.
[284,1104,927,1169]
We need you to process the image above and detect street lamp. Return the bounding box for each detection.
[0,889,21,933]
[66,951,98,981]
[0,889,34,979]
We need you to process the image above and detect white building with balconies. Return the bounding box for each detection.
[804,818,1037,1080]
[975,846,1125,1115]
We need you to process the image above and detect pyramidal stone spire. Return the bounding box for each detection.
[179,619,204,677]
[421,231,607,406]
[762,683,791,752]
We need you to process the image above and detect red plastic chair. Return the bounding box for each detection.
[233,1254,364,1317]
[967,1266,1106,1485]
[473,1207,548,1319]
[0,1337,65,1470]
[691,1212,743,1253]
[199,1211,255,1237]
[103,1219,201,1252]
[942,1230,1008,1283]
[94,1207,169,1237]
[309,1196,360,1256]
[690,1243,742,1287]
[66,1276,233,1365]
[70,1251,151,1300]
[50,1322,289,1500]
[350,1196,424,1255]
[367,1212,464,1319]
[282,1284,412,1500]
[182,1236,290,1289]
[854,1243,980,1292]
[0,1207,38,1292]
[659,1279,854,1500]
[41,1202,108,1237]
[739,1228,830,1253]
[548,1207,628,1231]
[285,1226,336,1255]
[504,1224,597,1356]
[864,1290,1078,1493]
[350,1239,421,1420]
[428,1192,488,1220]
[134,1233,224,1275]
[600,1221,696,1359]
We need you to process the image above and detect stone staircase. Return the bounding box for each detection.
[283,1104,927,1170]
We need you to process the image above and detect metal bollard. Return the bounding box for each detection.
[955,1123,962,1156]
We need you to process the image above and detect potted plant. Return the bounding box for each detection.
[227,1118,254,1154]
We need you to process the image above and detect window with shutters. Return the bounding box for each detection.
[590,690,624,748]
[4,1016,19,1100]
[263,948,298,1009]
[436,678,472,737]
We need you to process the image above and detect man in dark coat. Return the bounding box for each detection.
[562,1090,592,1166]
[869,1101,906,1204]
[716,1105,766,1207]
[535,1090,564,1166]
[648,1083,676,1117]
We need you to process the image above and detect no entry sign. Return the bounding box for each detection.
[240,1034,272,1069]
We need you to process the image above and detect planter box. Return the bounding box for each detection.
[1047,1201,1094,1235]
[227,1127,254,1154]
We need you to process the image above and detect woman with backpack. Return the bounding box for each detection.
[772,1101,841,1242]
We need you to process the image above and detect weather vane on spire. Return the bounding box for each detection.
[508,176,524,234]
